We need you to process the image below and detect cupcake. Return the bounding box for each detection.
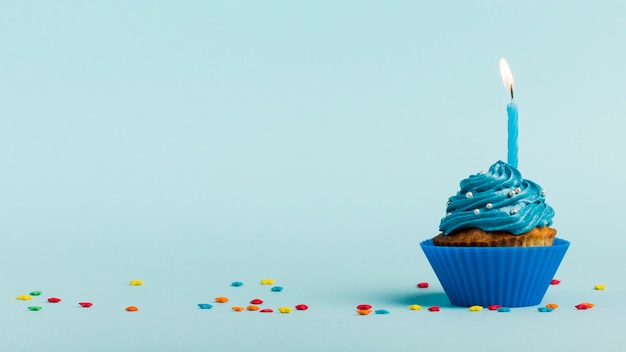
[421,161,569,307]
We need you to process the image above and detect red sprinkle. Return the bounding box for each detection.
[260,308,273,313]
[78,302,93,308]
[47,297,62,303]
[356,304,372,310]
[575,304,590,310]
[295,304,309,311]
[550,279,561,285]
[428,306,440,312]
[417,282,429,288]
[250,298,264,305]
[487,305,502,310]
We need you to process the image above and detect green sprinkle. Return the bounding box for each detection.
[30,291,42,296]
[28,306,42,311]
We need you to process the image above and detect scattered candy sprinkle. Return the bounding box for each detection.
[231,281,244,287]
[16,295,32,301]
[232,306,245,312]
[198,304,213,309]
[356,309,372,315]
[408,305,423,310]
[30,291,42,296]
[247,305,260,311]
[497,307,511,312]
[550,279,561,285]
[295,304,309,311]
[537,307,553,312]
[271,286,283,292]
[575,304,590,310]
[260,279,275,285]
[356,304,372,310]
[487,305,502,310]
[28,306,42,311]
[250,298,264,305]
[546,303,559,309]
[129,280,144,286]
[428,306,440,312]
[595,284,606,290]
[469,305,483,311]
[79,302,93,308]
[215,297,229,303]
[278,307,292,314]
[375,309,390,314]
[260,308,273,313]
[125,306,138,312]
[581,302,595,308]
[417,282,429,288]
[47,297,62,303]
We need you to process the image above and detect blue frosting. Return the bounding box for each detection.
[439,161,554,235]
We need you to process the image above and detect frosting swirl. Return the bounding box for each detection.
[439,161,554,235]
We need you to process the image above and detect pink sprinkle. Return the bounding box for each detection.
[260,308,273,313]
[487,305,502,310]
[417,282,429,288]
[428,306,440,312]
[250,298,264,305]
[550,279,561,285]
[47,297,62,303]
[575,304,590,310]
[78,302,93,308]
[356,304,372,310]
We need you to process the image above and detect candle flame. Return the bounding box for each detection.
[499,57,515,98]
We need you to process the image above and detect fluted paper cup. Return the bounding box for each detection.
[420,238,569,307]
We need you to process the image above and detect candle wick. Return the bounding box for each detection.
[509,84,514,101]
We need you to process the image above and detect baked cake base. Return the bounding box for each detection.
[432,226,556,247]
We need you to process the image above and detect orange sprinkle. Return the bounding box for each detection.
[215,296,229,303]
[125,306,138,312]
[356,309,372,315]
[247,305,260,311]
[545,303,559,309]
[232,306,245,312]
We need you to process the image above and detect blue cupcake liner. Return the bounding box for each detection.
[420,238,569,307]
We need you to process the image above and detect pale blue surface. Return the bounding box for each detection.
[2,1,626,351]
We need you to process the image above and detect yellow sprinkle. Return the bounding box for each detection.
[408,305,423,310]
[260,279,275,285]
[469,305,483,311]
[16,295,32,300]
[278,306,292,314]
[545,303,559,309]
[594,284,606,290]
[129,280,144,286]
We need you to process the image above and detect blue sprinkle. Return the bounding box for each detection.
[497,307,511,312]
[537,307,553,312]
[374,309,390,314]
[198,304,213,309]
[231,281,244,287]
[271,286,283,292]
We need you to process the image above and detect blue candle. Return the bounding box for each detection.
[507,100,518,168]
[499,58,518,168]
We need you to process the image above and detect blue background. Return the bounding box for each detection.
[1,1,624,351]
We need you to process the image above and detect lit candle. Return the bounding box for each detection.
[499,58,518,168]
